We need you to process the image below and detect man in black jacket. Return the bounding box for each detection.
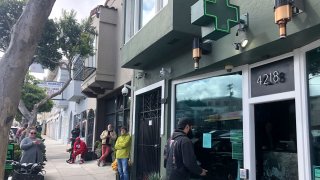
[165,117,207,180]
[66,124,80,163]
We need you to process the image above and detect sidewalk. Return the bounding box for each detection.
[43,136,116,180]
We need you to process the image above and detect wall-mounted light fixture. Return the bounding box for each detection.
[159,68,171,79]
[192,38,202,70]
[234,13,249,50]
[274,0,292,39]
[191,38,212,70]
[135,71,146,79]
[225,64,234,72]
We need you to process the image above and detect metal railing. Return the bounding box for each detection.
[73,55,96,81]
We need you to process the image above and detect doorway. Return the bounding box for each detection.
[136,87,162,180]
[254,99,298,180]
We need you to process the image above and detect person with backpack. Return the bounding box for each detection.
[165,117,207,180]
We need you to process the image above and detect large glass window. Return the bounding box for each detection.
[307,46,320,178]
[124,0,168,43]
[175,73,243,180]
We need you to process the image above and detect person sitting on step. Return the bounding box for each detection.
[68,137,87,164]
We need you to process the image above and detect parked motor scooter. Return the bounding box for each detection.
[6,160,45,180]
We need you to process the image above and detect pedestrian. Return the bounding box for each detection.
[68,137,88,164]
[36,124,43,134]
[115,127,131,180]
[97,124,117,166]
[66,124,80,163]
[20,128,45,163]
[16,123,28,143]
[165,117,207,180]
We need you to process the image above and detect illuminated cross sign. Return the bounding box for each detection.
[191,0,240,40]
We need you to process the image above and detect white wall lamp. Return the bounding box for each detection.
[234,13,249,50]
[135,71,147,79]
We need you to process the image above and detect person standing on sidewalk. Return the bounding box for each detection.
[115,127,131,180]
[165,117,207,180]
[20,128,45,163]
[67,124,80,163]
[97,124,117,166]
[16,123,28,143]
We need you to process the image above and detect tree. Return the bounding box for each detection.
[0,1,96,127]
[0,0,56,178]
[15,73,54,123]
[17,10,96,126]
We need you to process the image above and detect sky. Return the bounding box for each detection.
[49,0,105,21]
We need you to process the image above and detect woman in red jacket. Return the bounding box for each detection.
[68,137,87,164]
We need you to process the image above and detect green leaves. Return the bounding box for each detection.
[0,0,25,52]
[21,73,53,113]
[58,10,96,60]
[34,20,62,71]
[0,3,96,69]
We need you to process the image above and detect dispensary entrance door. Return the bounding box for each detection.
[136,87,162,180]
[254,100,298,180]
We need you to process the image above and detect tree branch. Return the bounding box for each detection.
[47,58,69,67]
[18,100,33,121]
[33,59,72,111]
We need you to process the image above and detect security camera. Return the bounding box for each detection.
[159,68,171,79]
[225,65,234,72]
[121,86,129,96]
[159,68,165,78]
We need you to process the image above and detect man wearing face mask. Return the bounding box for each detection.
[165,117,207,180]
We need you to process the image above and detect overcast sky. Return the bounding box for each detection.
[50,0,105,21]
[0,1,105,59]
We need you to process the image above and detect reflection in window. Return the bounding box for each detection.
[307,46,320,176]
[141,0,156,26]
[175,73,243,180]
[124,0,169,43]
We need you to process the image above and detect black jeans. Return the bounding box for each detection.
[69,139,75,160]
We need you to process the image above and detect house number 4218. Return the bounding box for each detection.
[256,71,286,86]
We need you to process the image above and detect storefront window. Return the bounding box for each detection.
[307,46,320,178]
[175,73,243,179]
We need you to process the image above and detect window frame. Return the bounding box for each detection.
[123,0,168,44]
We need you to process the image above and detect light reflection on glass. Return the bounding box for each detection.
[175,73,243,179]
[142,0,156,26]
[307,46,320,173]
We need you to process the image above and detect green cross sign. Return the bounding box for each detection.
[191,0,240,40]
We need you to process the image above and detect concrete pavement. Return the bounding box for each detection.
[43,136,116,180]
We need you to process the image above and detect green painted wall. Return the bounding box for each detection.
[125,0,320,178]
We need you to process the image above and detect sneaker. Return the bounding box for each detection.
[79,160,84,164]
[97,160,101,166]
[67,159,74,164]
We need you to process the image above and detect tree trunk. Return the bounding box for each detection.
[0,0,55,179]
